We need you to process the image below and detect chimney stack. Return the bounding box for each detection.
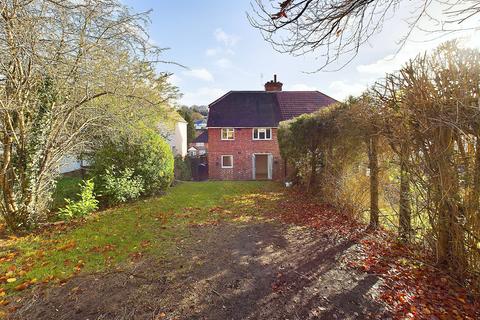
[264,74,283,92]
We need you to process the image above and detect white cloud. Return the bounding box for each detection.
[286,82,366,100]
[206,29,238,68]
[215,58,232,69]
[214,28,239,47]
[205,48,218,56]
[356,29,480,77]
[180,87,226,106]
[205,47,235,57]
[287,83,318,91]
[461,31,480,49]
[349,30,480,98]
[328,81,367,100]
[183,68,214,82]
[356,51,415,76]
[167,74,182,86]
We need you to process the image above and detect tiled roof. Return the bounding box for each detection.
[207,91,337,127]
[193,130,208,143]
[207,91,281,127]
[275,91,337,121]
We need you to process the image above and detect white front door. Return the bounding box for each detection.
[252,154,273,180]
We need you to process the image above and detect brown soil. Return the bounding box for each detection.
[9,221,390,320]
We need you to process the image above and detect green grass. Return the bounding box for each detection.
[51,175,83,210]
[0,181,281,300]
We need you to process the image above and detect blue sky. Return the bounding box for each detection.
[123,1,479,106]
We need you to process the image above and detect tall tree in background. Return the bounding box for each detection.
[249,0,480,70]
[177,107,196,144]
[191,105,209,117]
[0,0,176,232]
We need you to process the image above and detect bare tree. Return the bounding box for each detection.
[249,0,480,70]
[278,40,480,282]
[0,0,175,231]
[374,41,480,278]
[351,94,383,230]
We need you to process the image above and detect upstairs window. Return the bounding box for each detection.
[221,128,235,140]
[253,128,272,140]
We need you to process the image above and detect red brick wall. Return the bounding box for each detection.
[207,128,284,180]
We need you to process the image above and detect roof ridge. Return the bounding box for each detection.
[208,91,232,107]
[313,90,338,102]
[227,90,323,92]
[207,90,339,127]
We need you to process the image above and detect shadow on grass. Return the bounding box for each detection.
[8,182,387,320]
[184,223,386,320]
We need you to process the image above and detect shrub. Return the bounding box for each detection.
[174,156,192,181]
[51,176,83,210]
[91,129,174,198]
[101,166,144,204]
[58,179,99,220]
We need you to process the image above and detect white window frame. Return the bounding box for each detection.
[252,128,272,140]
[221,128,235,140]
[221,155,233,168]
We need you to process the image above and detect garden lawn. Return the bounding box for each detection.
[2,181,478,320]
[0,181,280,306]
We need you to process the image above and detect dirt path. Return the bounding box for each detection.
[10,221,389,320]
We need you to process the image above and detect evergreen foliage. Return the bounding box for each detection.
[58,180,99,220]
[174,156,192,181]
[100,167,145,205]
[91,128,174,203]
[177,107,196,143]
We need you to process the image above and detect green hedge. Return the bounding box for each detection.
[174,156,192,181]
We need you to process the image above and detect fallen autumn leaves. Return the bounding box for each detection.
[0,183,479,319]
[271,189,480,320]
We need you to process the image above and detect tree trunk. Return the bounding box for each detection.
[435,128,466,277]
[398,147,411,242]
[473,137,480,205]
[1,130,36,232]
[368,134,379,229]
[472,136,480,254]
[307,151,317,193]
[469,136,480,224]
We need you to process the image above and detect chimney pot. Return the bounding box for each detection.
[264,74,283,92]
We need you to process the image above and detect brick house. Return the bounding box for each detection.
[206,75,338,181]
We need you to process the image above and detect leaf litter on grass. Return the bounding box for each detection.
[269,189,480,320]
